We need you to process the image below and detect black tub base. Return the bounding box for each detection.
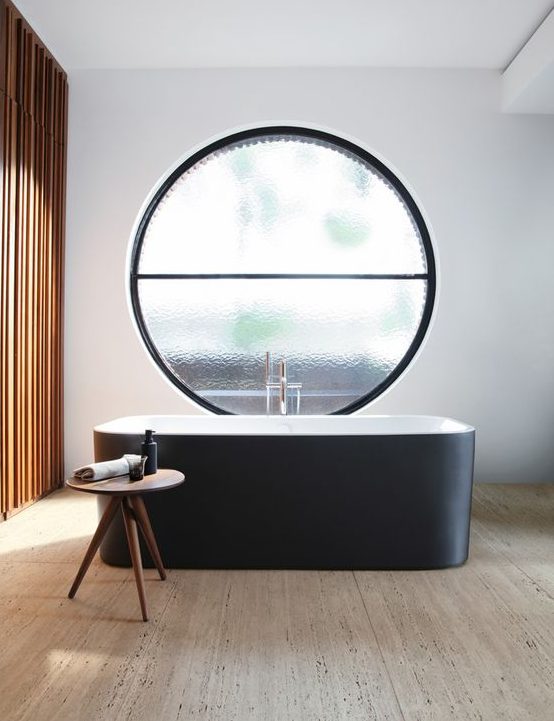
[94,416,475,570]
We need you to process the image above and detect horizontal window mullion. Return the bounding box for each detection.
[133,273,429,281]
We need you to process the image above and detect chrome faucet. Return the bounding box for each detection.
[279,360,288,416]
[265,351,273,388]
[264,352,302,415]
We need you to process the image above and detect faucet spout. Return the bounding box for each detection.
[265,351,272,385]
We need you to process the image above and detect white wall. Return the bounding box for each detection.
[65,68,554,482]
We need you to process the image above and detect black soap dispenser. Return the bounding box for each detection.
[141,429,157,476]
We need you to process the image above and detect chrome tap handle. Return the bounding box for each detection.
[279,359,288,416]
[265,352,274,414]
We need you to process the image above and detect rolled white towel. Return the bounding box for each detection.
[72,456,129,481]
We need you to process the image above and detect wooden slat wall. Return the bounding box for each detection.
[0,0,67,517]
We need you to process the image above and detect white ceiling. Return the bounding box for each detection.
[13,0,554,71]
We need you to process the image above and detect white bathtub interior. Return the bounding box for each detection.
[95,415,474,436]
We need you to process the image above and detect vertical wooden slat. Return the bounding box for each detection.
[4,94,17,511]
[0,6,5,515]
[0,0,67,517]
[36,118,44,499]
[57,74,67,485]
[23,110,33,501]
[0,91,7,514]
[15,92,26,504]
[44,130,54,500]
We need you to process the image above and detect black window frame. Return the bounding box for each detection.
[129,125,436,415]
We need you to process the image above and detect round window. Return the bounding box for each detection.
[130,126,435,415]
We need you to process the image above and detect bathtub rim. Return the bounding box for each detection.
[94,414,475,436]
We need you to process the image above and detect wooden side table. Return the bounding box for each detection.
[66,468,185,621]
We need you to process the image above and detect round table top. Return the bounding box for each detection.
[66,468,185,496]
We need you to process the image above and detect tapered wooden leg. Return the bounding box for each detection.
[130,496,166,581]
[68,496,121,599]
[121,496,148,621]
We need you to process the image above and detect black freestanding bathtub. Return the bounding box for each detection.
[94,415,475,570]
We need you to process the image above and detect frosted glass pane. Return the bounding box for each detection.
[138,279,427,415]
[138,135,426,275]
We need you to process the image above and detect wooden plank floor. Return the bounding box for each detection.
[0,485,552,721]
